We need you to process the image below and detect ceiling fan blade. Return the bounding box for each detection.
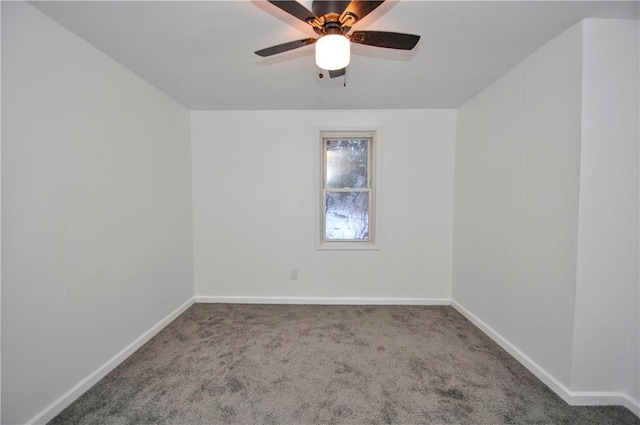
[329,67,346,78]
[267,1,317,25]
[350,31,420,50]
[340,1,385,25]
[255,38,317,57]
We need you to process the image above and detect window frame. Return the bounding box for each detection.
[317,130,378,250]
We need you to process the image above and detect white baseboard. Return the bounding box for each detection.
[451,300,640,418]
[26,297,196,425]
[622,393,640,417]
[568,391,640,416]
[195,295,451,305]
[23,296,639,423]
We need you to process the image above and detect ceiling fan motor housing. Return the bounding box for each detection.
[310,0,357,34]
[312,0,351,17]
[322,21,343,36]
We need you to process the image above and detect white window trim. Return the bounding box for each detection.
[316,129,379,251]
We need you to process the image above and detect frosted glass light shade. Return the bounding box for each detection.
[315,34,350,71]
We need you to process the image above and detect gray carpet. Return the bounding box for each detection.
[50,304,639,424]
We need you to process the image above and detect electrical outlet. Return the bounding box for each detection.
[290,269,298,280]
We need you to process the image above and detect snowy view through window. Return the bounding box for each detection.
[324,138,370,241]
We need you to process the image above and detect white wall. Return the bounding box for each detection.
[192,110,456,302]
[453,23,583,386]
[453,18,640,413]
[572,19,639,401]
[0,3,3,420]
[1,3,193,424]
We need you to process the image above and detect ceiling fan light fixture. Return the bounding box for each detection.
[315,34,350,71]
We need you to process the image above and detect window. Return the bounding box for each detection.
[320,131,376,248]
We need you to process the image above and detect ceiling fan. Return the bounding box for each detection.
[255,0,420,79]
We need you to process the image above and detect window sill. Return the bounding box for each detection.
[316,244,380,251]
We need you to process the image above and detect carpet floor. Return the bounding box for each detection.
[50,304,639,424]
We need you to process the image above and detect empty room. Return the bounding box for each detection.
[2,0,639,424]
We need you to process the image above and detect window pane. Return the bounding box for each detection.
[325,139,368,189]
[325,191,369,240]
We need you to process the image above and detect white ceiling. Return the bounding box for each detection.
[31,1,639,110]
